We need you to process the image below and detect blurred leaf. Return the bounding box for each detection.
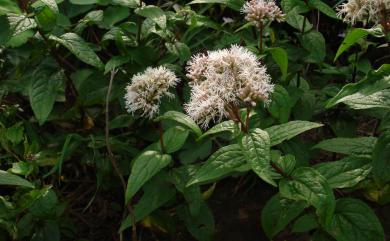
[292,213,318,233]
[313,137,377,158]
[188,0,244,11]
[268,85,292,123]
[0,170,34,188]
[308,0,337,19]
[269,48,288,79]
[29,70,64,125]
[135,5,166,29]
[49,32,104,68]
[325,198,385,241]
[301,30,326,63]
[261,194,306,239]
[7,13,37,36]
[372,130,390,184]
[125,151,172,203]
[279,167,335,227]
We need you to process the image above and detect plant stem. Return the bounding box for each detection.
[259,22,264,54]
[270,162,290,179]
[159,123,166,153]
[245,107,251,131]
[136,0,143,45]
[105,69,137,241]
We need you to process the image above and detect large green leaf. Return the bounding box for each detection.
[314,157,371,188]
[301,30,326,63]
[285,8,312,32]
[265,121,323,146]
[29,70,64,125]
[197,120,236,141]
[268,85,292,123]
[313,137,377,158]
[372,130,390,184]
[269,48,288,79]
[0,170,34,188]
[120,175,176,231]
[159,126,189,154]
[334,27,383,61]
[135,5,166,29]
[187,144,246,186]
[326,64,390,109]
[49,32,104,68]
[240,128,276,186]
[125,151,172,204]
[261,194,306,239]
[326,198,385,241]
[155,111,202,138]
[279,167,335,227]
[308,0,337,19]
[188,0,244,11]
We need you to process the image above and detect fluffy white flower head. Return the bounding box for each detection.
[337,0,390,25]
[125,66,179,119]
[241,0,285,26]
[185,45,274,128]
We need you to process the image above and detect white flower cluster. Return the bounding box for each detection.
[337,0,390,25]
[241,0,285,27]
[185,45,274,128]
[124,66,179,119]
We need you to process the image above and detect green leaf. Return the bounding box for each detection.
[265,121,323,146]
[104,55,130,74]
[155,111,202,138]
[261,194,306,239]
[0,170,34,188]
[7,13,37,36]
[125,151,172,204]
[34,5,57,31]
[301,30,326,63]
[308,0,337,19]
[313,137,377,158]
[314,157,371,189]
[29,70,64,125]
[159,126,189,154]
[120,175,176,231]
[268,85,292,123]
[5,122,24,145]
[279,167,335,227]
[49,32,104,69]
[197,120,236,141]
[0,15,11,44]
[135,5,166,29]
[240,128,276,186]
[177,202,215,241]
[326,198,385,241]
[334,27,383,61]
[372,130,390,184]
[187,144,246,186]
[29,189,58,218]
[292,213,318,233]
[111,0,140,8]
[0,0,20,15]
[326,64,390,109]
[188,0,245,11]
[69,0,97,4]
[269,48,288,79]
[281,0,309,14]
[285,10,312,32]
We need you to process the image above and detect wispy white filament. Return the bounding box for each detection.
[241,0,285,26]
[337,0,390,25]
[124,66,179,119]
[185,45,274,128]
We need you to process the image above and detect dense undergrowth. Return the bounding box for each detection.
[0,0,389,240]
